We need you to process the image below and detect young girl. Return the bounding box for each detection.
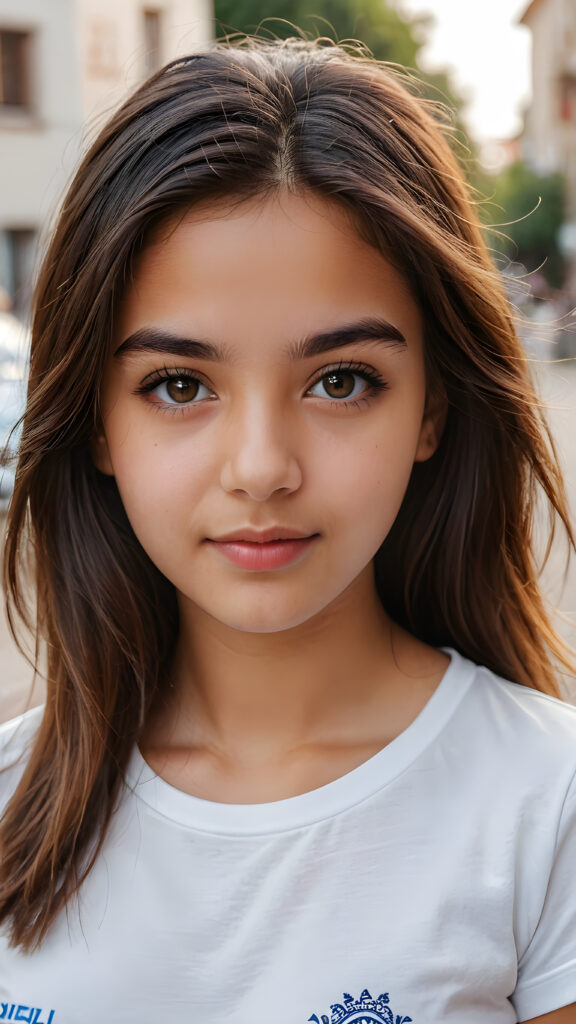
[1,34,575,1024]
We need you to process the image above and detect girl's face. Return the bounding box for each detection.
[95,192,443,633]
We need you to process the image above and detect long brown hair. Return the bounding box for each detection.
[1,34,574,951]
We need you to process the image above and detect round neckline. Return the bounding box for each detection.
[125,647,476,836]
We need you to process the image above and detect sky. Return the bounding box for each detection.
[397,0,532,144]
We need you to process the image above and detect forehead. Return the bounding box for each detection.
[116,191,423,355]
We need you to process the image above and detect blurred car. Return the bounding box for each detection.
[0,463,16,506]
[0,312,29,512]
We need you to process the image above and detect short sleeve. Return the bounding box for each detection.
[511,769,576,1021]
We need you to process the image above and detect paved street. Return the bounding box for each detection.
[2,359,576,722]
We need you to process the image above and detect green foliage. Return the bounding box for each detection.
[484,162,566,287]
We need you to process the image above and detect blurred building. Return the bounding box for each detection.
[520,0,576,289]
[0,0,213,318]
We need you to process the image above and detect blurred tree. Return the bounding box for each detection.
[484,162,566,288]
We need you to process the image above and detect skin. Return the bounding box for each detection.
[94,189,450,802]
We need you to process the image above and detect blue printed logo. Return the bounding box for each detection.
[309,987,413,1024]
[0,1006,55,1023]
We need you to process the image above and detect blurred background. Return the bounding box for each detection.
[1,0,576,719]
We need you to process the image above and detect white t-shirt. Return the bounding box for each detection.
[1,647,576,1024]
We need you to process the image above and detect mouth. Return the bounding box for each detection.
[209,527,318,544]
[205,531,320,571]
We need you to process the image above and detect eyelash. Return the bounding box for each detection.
[134,360,390,412]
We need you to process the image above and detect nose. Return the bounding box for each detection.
[219,402,303,501]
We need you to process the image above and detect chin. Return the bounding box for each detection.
[204,599,329,635]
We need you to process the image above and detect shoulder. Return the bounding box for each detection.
[447,649,576,782]
[450,647,576,733]
[477,660,576,741]
[0,704,44,817]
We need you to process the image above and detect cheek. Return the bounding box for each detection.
[338,447,414,535]
[106,424,211,533]
[313,411,423,521]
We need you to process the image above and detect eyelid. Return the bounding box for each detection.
[136,365,214,391]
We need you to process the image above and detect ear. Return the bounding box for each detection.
[90,429,115,476]
[414,384,448,463]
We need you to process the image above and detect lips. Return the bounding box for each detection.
[206,529,319,570]
[209,527,316,544]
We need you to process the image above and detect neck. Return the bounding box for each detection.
[145,566,416,760]
[143,568,451,770]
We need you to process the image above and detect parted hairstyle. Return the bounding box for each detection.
[1,33,575,951]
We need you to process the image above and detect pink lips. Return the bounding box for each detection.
[207,529,319,571]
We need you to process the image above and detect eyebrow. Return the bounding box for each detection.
[114,317,407,363]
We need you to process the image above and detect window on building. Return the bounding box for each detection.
[86,18,119,79]
[143,10,162,77]
[0,30,31,108]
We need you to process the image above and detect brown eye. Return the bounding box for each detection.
[165,377,200,403]
[307,365,382,404]
[322,371,356,399]
[138,372,213,407]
